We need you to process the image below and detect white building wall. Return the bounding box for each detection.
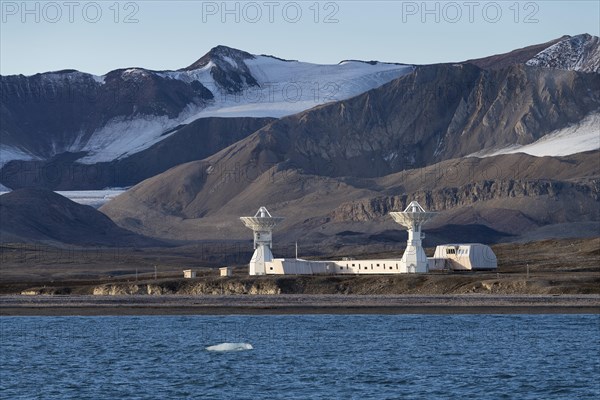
[432,244,497,270]
[259,244,497,275]
[249,245,274,275]
[265,258,411,275]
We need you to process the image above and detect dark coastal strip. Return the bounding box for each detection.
[1,295,599,316]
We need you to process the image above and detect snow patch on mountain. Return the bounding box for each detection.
[470,113,600,158]
[121,68,153,81]
[77,109,199,163]
[91,74,106,84]
[39,70,106,85]
[526,34,600,73]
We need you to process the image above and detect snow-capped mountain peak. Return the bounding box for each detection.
[184,45,256,70]
[526,33,600,73]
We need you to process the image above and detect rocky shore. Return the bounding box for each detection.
[13,271,600,297]
[1,294,598,316]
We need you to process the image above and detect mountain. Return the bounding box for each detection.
[98,60,600,243]
[466,33,600,72]
[2,36,597,192]
[0,46,412,168]
[0,188,164,247]
[3,35,600,249]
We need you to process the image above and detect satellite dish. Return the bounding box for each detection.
[240,207,284,275]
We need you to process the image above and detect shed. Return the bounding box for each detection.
[220,267,233,277]
[183,269,196,278]
[430,244,497,271]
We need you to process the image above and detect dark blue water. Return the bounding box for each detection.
[1,315,599,399]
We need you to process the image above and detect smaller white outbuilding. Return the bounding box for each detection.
[429,244,497,271]
[183,269,196,278]
[220,267,233,277]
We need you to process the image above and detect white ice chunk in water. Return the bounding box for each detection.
[205,342,253,352]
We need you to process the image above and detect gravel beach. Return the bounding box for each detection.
[1,294,599,316]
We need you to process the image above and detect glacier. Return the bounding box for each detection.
[70,57,413,164]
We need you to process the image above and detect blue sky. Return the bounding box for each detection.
[1,1,599,75]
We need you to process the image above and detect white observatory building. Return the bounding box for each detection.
[241,202,496,275]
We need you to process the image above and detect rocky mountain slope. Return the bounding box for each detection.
[465,36,567,70]
[0,69,213,160]
[100,146,599,246]
[0,189,163,247]
[467,33,599,72]
[233,63,598,178]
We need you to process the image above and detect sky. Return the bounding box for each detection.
[1,0,599,75]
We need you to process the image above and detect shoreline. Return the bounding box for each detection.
[1,294,599,316]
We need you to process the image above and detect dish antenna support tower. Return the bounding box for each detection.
[240,207,284,275]
[389,201,437,273]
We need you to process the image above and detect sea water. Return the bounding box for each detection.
[1,315,599,399]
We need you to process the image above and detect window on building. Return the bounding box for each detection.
[446,248,456,255]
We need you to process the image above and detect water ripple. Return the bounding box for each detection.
[1,314,599,399]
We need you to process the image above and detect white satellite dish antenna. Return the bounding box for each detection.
[240,207,284,275]
[389,201,437,273]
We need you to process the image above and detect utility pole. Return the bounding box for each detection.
[526,263,530,279]
[154,265,157,280]
[295,241,298,259]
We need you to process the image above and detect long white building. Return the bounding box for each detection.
[240,202,497,275]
